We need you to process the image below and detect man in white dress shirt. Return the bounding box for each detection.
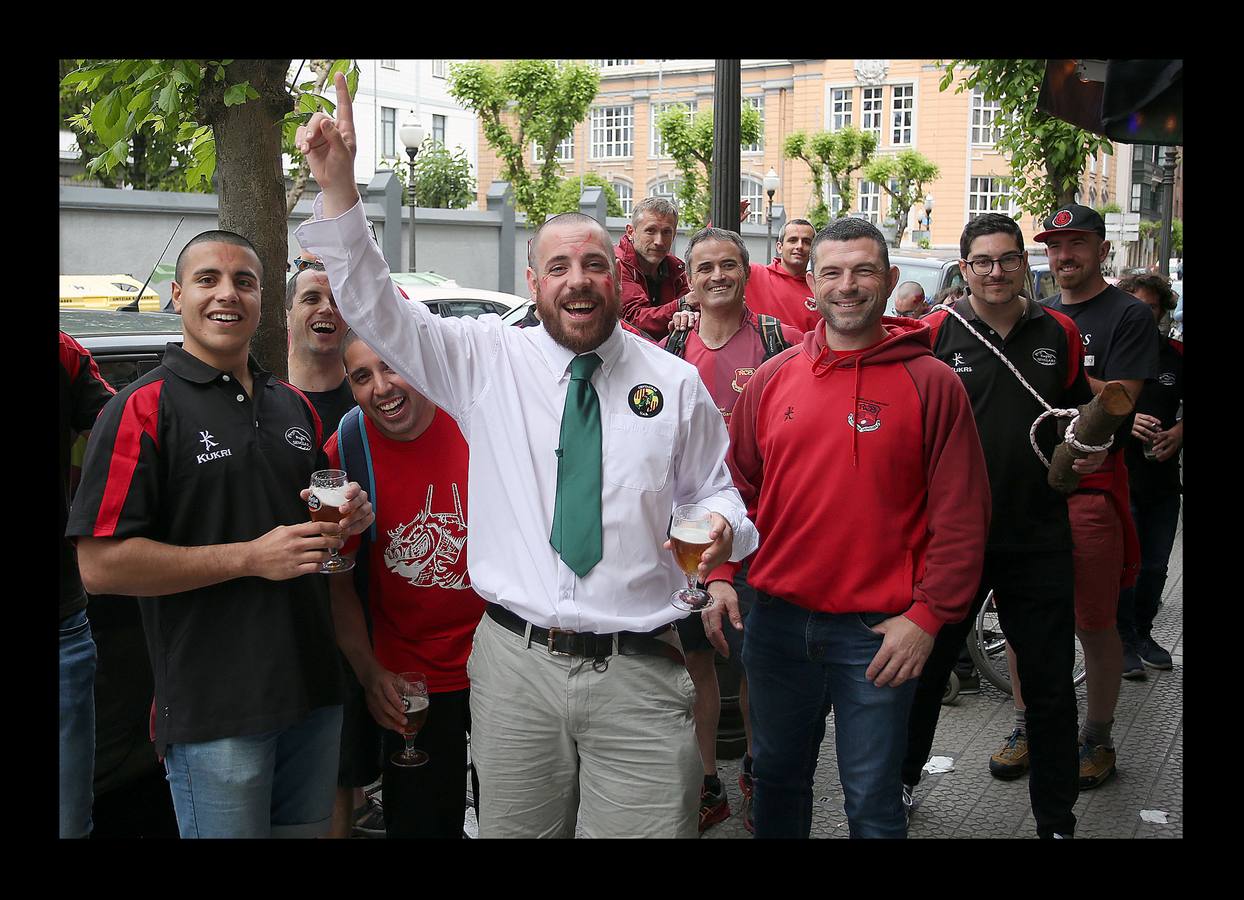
[295,74,757,838]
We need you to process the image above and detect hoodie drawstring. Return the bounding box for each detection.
[810,344,862,469]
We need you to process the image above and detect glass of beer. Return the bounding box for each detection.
[392,671,430,768]
[669,504,715,612]
[308,469,354,574]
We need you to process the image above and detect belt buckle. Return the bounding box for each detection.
[546,627,576,657]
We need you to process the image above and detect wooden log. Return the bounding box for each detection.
[1047,381,1136,494]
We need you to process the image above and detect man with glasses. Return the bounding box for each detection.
[908,213,1102,839]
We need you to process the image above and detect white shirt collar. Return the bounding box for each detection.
[533,320,627,381]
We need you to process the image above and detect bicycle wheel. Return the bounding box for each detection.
[969,590,1088,694]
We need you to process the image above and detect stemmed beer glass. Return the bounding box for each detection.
[668,504,716,612]
[308,469,354,574]
[392,671,430,768]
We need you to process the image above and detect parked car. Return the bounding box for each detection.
[402,286,523,319]
[60,274,163,313]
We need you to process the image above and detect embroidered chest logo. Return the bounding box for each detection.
[847,399,886,433]
[1032,348,1057,367]
[285,427,313,451]
[1158,372,1176,386]
[196,430,232,465]
[384,484,469,590]
[784,406,795,420]
[804,297,818,311]
[732,368,755,394]
[629,384,664,418]
[952,352,973,374]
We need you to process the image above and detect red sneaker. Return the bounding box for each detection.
[699,782,731,832]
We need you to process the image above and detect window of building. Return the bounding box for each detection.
[743,96,764,153]
[970,88,1003,145]
[590,105,634,159]
[1089,187,1097,205]
[741,177,766,224]
[381,106,396,158]
[432,60,447,78]
[891,85,914,145]
[969,176,1015,217]
[857,180,881,223]
[534,132,574,163]
[861,87,883,141]
[1102,189,1109,205]
[612,181,633,217]
[649,179,682,206]
[591,60,634,68]
[832,88,853,131]
[432,114,446,147]
[1131,183,1141,213]
[1089,153,1096,175]
[827,180,843,217]
[380,59,397,70]
[1102,153,1109,178]
[651,100,696,158]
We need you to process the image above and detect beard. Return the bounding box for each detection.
[537,286,621,354]
[815,291,885,337]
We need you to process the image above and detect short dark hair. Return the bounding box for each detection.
[778,218,815,243]
[285,269,303,312]
[339,327,365,365]
[527,212,615,272]
[959,213,1024,260]
[174,230,261,283]
[684,227,749,271]
[1118,273,1177,312]
[810,217,890,271]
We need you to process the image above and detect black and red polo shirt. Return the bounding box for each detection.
[60,331,116,620]
[926,297,1092,552]
[66,343,344,754]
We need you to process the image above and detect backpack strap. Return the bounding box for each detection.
[757,314,791,360]
[337,407,376,544]
[664,325,690,359]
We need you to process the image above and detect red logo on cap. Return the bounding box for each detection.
[1052,210,1074,228]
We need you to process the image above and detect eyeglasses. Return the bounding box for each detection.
[292,258,325,272]
[964,254,1024,276]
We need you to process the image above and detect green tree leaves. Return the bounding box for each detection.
[547,172,624,218]
[783,126,877,227]
[863,150,940,247]
[654,102,762,229]
[387,142,477,210]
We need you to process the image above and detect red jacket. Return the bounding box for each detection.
[616,233,690,339]
[722,317,991,635]
[745,258,821,333]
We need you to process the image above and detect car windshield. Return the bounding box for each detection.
[887,261,951,312]
[59,309,182,338]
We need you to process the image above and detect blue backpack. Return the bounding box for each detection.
[336,406,376,635]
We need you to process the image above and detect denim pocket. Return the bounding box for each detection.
[59,615,90,639]
[852,612,889,638]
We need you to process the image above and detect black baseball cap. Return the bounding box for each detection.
[1034,203,1106,243]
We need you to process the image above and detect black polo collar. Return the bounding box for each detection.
[952,295,1045,325]
[161,343,269,385]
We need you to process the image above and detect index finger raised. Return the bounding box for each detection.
[334,71,355,133]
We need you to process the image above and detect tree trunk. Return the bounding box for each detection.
[199,59,293,379]
[1048,162,1078,207]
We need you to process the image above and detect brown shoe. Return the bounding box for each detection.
[989,728,1029,779]
[1078,741,1117,789]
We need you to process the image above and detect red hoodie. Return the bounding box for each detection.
[745,258,822,333]
[615,233,690,339]
[722,317,991,635]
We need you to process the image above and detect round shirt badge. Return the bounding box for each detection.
[285,427,313,451]
[1052,210,1074,228]
[629,384,664,418]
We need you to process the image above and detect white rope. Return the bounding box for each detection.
[931,303,1112,468]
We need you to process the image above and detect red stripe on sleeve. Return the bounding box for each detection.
[95,381,163,536]
[1045,307,1085,391]
[278,380,323,449]
[59,332,83,381]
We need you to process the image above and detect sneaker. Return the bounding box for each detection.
[901,782,919,824]
[1138,637,1173,670]
[956,670,981,694]
[737,769,754,834]
[1121,643,1147,680]
[699,781,731,832]
[989,728,1030,779]
[351,795,386,838]
[1078,741,1117,789]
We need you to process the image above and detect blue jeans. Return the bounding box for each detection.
[1118,493,1181,644]
[743,594,917,838]
[59,609,97,839]
[163,704,343,838]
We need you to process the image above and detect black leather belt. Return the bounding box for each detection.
[485,603,685,667]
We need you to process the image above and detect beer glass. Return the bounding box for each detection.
[392,671,430,768]
[308,469,354,574]
[669,504,715,612]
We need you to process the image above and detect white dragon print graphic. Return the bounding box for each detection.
[383,483,468,590]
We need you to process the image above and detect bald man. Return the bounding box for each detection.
[893,281,932,318]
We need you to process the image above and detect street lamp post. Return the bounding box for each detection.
[399,117,426,273]
[764,167,780,254]
[924,194,934,243]
[1157,148,1178,278]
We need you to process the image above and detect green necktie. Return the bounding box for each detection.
[550,353,603,577]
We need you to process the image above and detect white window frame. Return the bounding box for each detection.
[534,132,574,163]
[831,87,853,131]
[741,176,766,225]
[650,100,696,159]
[857,179,881,223]
[826,180,843,216]
[970,88,1003,146]
[1089,152,1096,175]
[649,178,682,203]
[380,59,397,70]
[432,59,447,78]
[590,59,634,68]
[432,114,446,147]
[1102,153,1109,178]
[968,176,1016,218]
[890,84,914,146]
[743,96,764,154]
[590,105,634,160]
[612,180,634,217]
[861,86,883,141]
[380,106,397,159]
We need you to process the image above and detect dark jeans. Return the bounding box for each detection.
[1118,493,1181,644]
[380,687,477,838]
[953,551,1079,837]
[743,594,917,839]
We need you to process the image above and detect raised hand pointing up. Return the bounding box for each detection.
[296,71,359,218]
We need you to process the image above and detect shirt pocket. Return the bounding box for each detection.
[604,412,676,492]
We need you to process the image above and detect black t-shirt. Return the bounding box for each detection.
[66,343,344,753]
[927,298,1092,551]
[1125,336,1183,500]
[1046,284,1158,384]
[59,332,116,619]
[302,378,355,440]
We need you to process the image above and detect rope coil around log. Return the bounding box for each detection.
[930,303,1113,468]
